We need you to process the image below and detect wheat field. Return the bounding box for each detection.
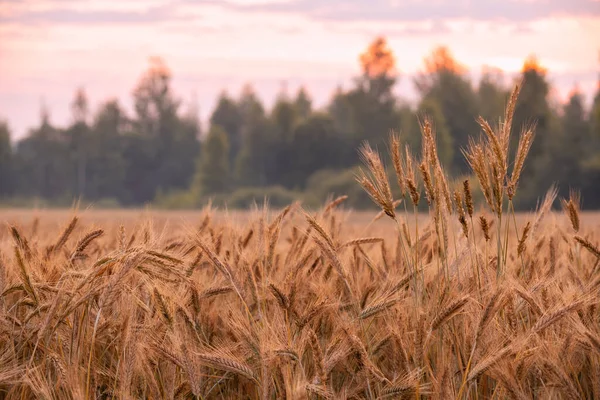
[1,83,600,399]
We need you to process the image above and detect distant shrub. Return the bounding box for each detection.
[154,186,302,210]
[88,198,122,209]
[306,167,375,209]
[154,189,198,209]
[221,186,301,209]
[0,196,122,209]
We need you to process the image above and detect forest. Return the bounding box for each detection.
[0,37,599,210]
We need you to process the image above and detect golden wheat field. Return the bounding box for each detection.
[2,83,600,399]
[1,201,599,400]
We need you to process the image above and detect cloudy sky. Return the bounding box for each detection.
[1,0,599,139]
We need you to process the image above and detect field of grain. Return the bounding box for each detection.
[1,83,600,399]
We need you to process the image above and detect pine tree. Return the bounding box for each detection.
[0,121,13,196]
[194,125,230,196]
[294,87,312,121]
[210,92,243,162]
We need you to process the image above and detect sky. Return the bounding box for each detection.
[1,0,600,140]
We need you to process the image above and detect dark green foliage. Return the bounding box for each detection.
[211,92,243,163]
[0,121,13,196]
[478,68,509,123]
[581,87,600,209]
[194,125,230,196]
[14,110,72,199]
[8,59,201,206]
[3,41,600,210]
[553,91,589,192]
[276,113,343,189]
[306,168,374,209]
[220,185,299,208]
[294,87,312,121]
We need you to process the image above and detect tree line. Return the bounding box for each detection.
[0,39,599,209]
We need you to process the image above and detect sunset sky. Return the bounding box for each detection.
[1,0,599,139]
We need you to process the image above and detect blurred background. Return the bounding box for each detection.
[1,0,599,210]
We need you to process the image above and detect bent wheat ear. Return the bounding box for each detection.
[340,237,384,248]
[430,295,470,331]
[268,283,289,310]
[71,229,104,262]
[467,344,515,383]
[419,162,435,205]
[360,297,399,320]
[51,216,78,255]
[196,352,257,382]
[517,222,531,257]
[533,300,586,334]
[9,225,32,259]
[561,191,581,233]
[574,236,600,259]
[14,247,38,305]
[357,142,395,218]
[323,195,349,214]
[153,287,173,326]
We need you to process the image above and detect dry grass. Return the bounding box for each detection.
[1,83,600,399]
